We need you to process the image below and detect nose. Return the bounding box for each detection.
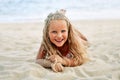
[57,33,62,38]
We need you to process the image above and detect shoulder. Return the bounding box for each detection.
[36,44,47,59]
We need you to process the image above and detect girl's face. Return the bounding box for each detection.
[48,20,68,47]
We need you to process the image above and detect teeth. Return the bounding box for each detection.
[57,40,62,42]
[56,39,63,42]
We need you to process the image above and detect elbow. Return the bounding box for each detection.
[35,59,38,64]
[35,59,41,64]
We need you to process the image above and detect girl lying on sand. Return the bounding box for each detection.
[36,9,89,72]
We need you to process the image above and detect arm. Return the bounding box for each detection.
[36,44,45,59]
[48,55,80,67]
[36,44,52,67]
[62,57,79,67]
[36,49,64,72]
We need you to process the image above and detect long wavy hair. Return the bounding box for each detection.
[41,11,88,65]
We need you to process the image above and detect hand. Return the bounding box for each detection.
[48,55,63,64]
[51,63,64,72]
[47,55,56,63]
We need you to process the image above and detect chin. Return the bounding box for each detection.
[56,45,63,47]
[55,44,64,47]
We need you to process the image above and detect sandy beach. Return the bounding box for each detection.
[0,19,120,80]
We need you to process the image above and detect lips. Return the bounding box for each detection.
[55,39,64,42]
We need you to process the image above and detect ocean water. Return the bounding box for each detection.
[0,0,120,22]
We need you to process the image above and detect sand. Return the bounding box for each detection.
[0,19,120,80]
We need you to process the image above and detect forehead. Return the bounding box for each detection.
[49,20,67,30]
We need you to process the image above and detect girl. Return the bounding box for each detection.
[36,10,89,72]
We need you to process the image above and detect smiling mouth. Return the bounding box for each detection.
[55,39,64,42]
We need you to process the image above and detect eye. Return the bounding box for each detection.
[61,30,66,33]
[51,31,57,34]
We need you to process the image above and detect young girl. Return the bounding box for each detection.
[36,9,89,72]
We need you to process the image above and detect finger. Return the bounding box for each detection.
[55,63,63,72]
[51,63,59,72]
[57,63,64,72]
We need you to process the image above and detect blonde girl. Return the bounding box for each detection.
[36,9,89,72]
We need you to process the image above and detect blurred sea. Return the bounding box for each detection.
[0,0,120,22]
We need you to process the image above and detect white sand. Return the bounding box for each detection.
[0,20,120,80]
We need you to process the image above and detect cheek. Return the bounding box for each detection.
[65,32,68,38]
[49,33,55,40]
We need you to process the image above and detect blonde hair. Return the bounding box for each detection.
[41,11,88,65]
